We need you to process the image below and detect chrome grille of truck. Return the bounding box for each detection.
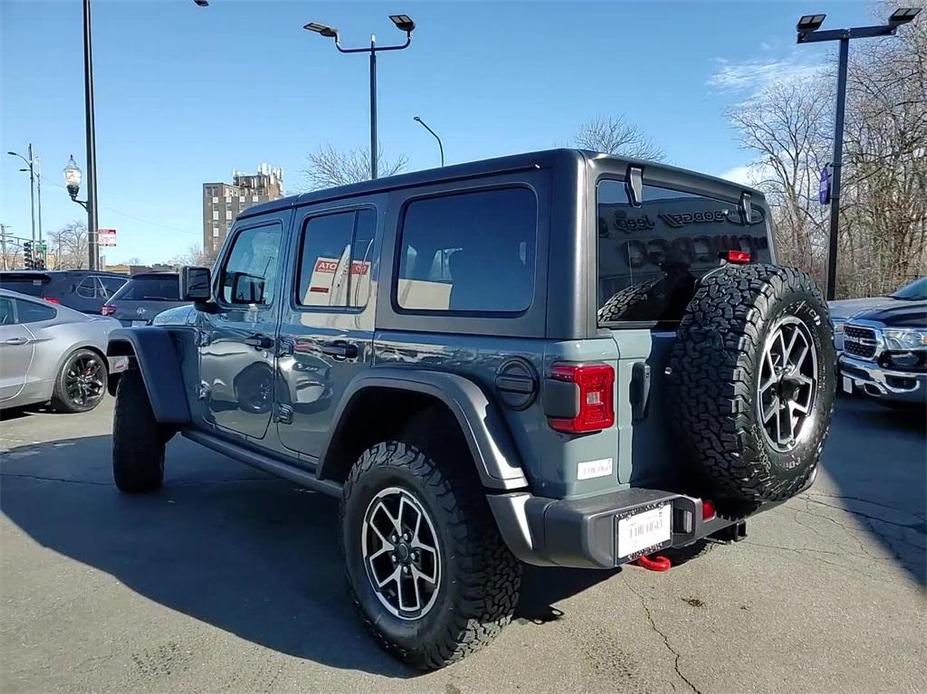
[843,324,878,359]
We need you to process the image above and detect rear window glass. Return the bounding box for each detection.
[0,275,49,297]
[597,180,771,323]
[116,276,180,301]
[396,187,536,313]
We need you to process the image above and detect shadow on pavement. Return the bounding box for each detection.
[0,433,611,676]
[821,396,926,585]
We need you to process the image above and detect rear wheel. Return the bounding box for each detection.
[50,348,107,413]
[669,264,835,511]
[341,440,520,670]
[113,370,166,493]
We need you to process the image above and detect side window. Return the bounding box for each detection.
[219,224,281,305]
[75,276,97,299]
[396,187,536,312]
[15,299,56,324]
[296,208,376,309]
[0,297,15,325]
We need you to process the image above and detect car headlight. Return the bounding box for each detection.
[832,321,845,334]
[882,328,927,351]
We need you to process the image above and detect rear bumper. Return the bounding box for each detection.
[488,471,815,569]
[840,355,927,404]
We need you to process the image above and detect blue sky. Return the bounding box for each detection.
[1,0,870,264]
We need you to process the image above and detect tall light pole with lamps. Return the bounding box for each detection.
[7,145,38,243]
[304,14,416,179]
[796,7,922,300]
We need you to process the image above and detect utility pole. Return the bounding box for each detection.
[7,144,36,243]
[35,157,43,244]
[0,224,9,271]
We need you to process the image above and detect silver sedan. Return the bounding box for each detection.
[0,288,128,412]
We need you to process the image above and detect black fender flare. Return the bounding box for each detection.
[318,368,530,491]
[106,327,191,425]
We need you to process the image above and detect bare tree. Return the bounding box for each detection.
[574,115,666,161]
[169,243,218,269]
[302,144,408,191]
[840,4,927,296]
[48,221,89,270]
[728,80,833,279]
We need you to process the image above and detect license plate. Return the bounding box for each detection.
[617,504,672,559]
[131,320,146,327]
[842,376,853,394]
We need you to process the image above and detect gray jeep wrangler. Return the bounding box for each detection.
[107,149,835,669]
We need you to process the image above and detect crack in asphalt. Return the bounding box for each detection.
[622,576,701,694]
[792,501,880,560]
[805,495,926,525]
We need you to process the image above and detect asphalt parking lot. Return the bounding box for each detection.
[1,395,924,693]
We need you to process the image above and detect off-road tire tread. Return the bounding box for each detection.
[341,440,521,670]
[669,264,834,508]
[598,278,660,323]
[112,369,165,493]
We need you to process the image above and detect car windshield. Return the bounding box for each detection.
[890,277,927,301]
[113,275,180,301]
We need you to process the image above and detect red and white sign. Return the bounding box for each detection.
[98,228,117,247]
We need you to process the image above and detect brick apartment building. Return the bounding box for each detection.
[202,164,284,254]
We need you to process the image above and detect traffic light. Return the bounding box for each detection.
[23,241,34,270]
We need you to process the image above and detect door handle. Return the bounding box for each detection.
[320,341,359,360]
[2,336,30,346]
[243,334,274,350]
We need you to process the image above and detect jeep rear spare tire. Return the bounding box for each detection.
[341,441,521,670]
[669,264,835,508]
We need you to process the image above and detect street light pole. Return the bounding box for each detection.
[413,116,445,166]
[82,0,99,270]
[7,145,36,243]
[304,15,416,180]
[796,8,922,300]
[370,34,378,179]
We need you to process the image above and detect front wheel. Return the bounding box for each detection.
[113,370,166,493]
[341,441,521,670]
[50,348,107,413]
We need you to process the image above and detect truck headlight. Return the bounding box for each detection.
[832,321,845,335]
[882,328,927,351]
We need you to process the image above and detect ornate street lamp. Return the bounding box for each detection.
[63,155,88,209]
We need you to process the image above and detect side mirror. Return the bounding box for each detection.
[179,266,211,302]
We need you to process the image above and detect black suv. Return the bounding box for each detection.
[0,270,128,314]
[107,150,835,669]
[101,272,189,326]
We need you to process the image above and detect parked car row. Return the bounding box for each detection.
[0,271,189,413]
[0,270,187,326]
[830,277,927,407]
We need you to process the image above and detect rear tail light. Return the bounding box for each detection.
[547,363,615,434]
[45,297,60,304]
[724,250,751,264]
[101,305,116,316]
[702,500,716,520]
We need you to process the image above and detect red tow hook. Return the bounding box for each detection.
[635,554,672,571]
